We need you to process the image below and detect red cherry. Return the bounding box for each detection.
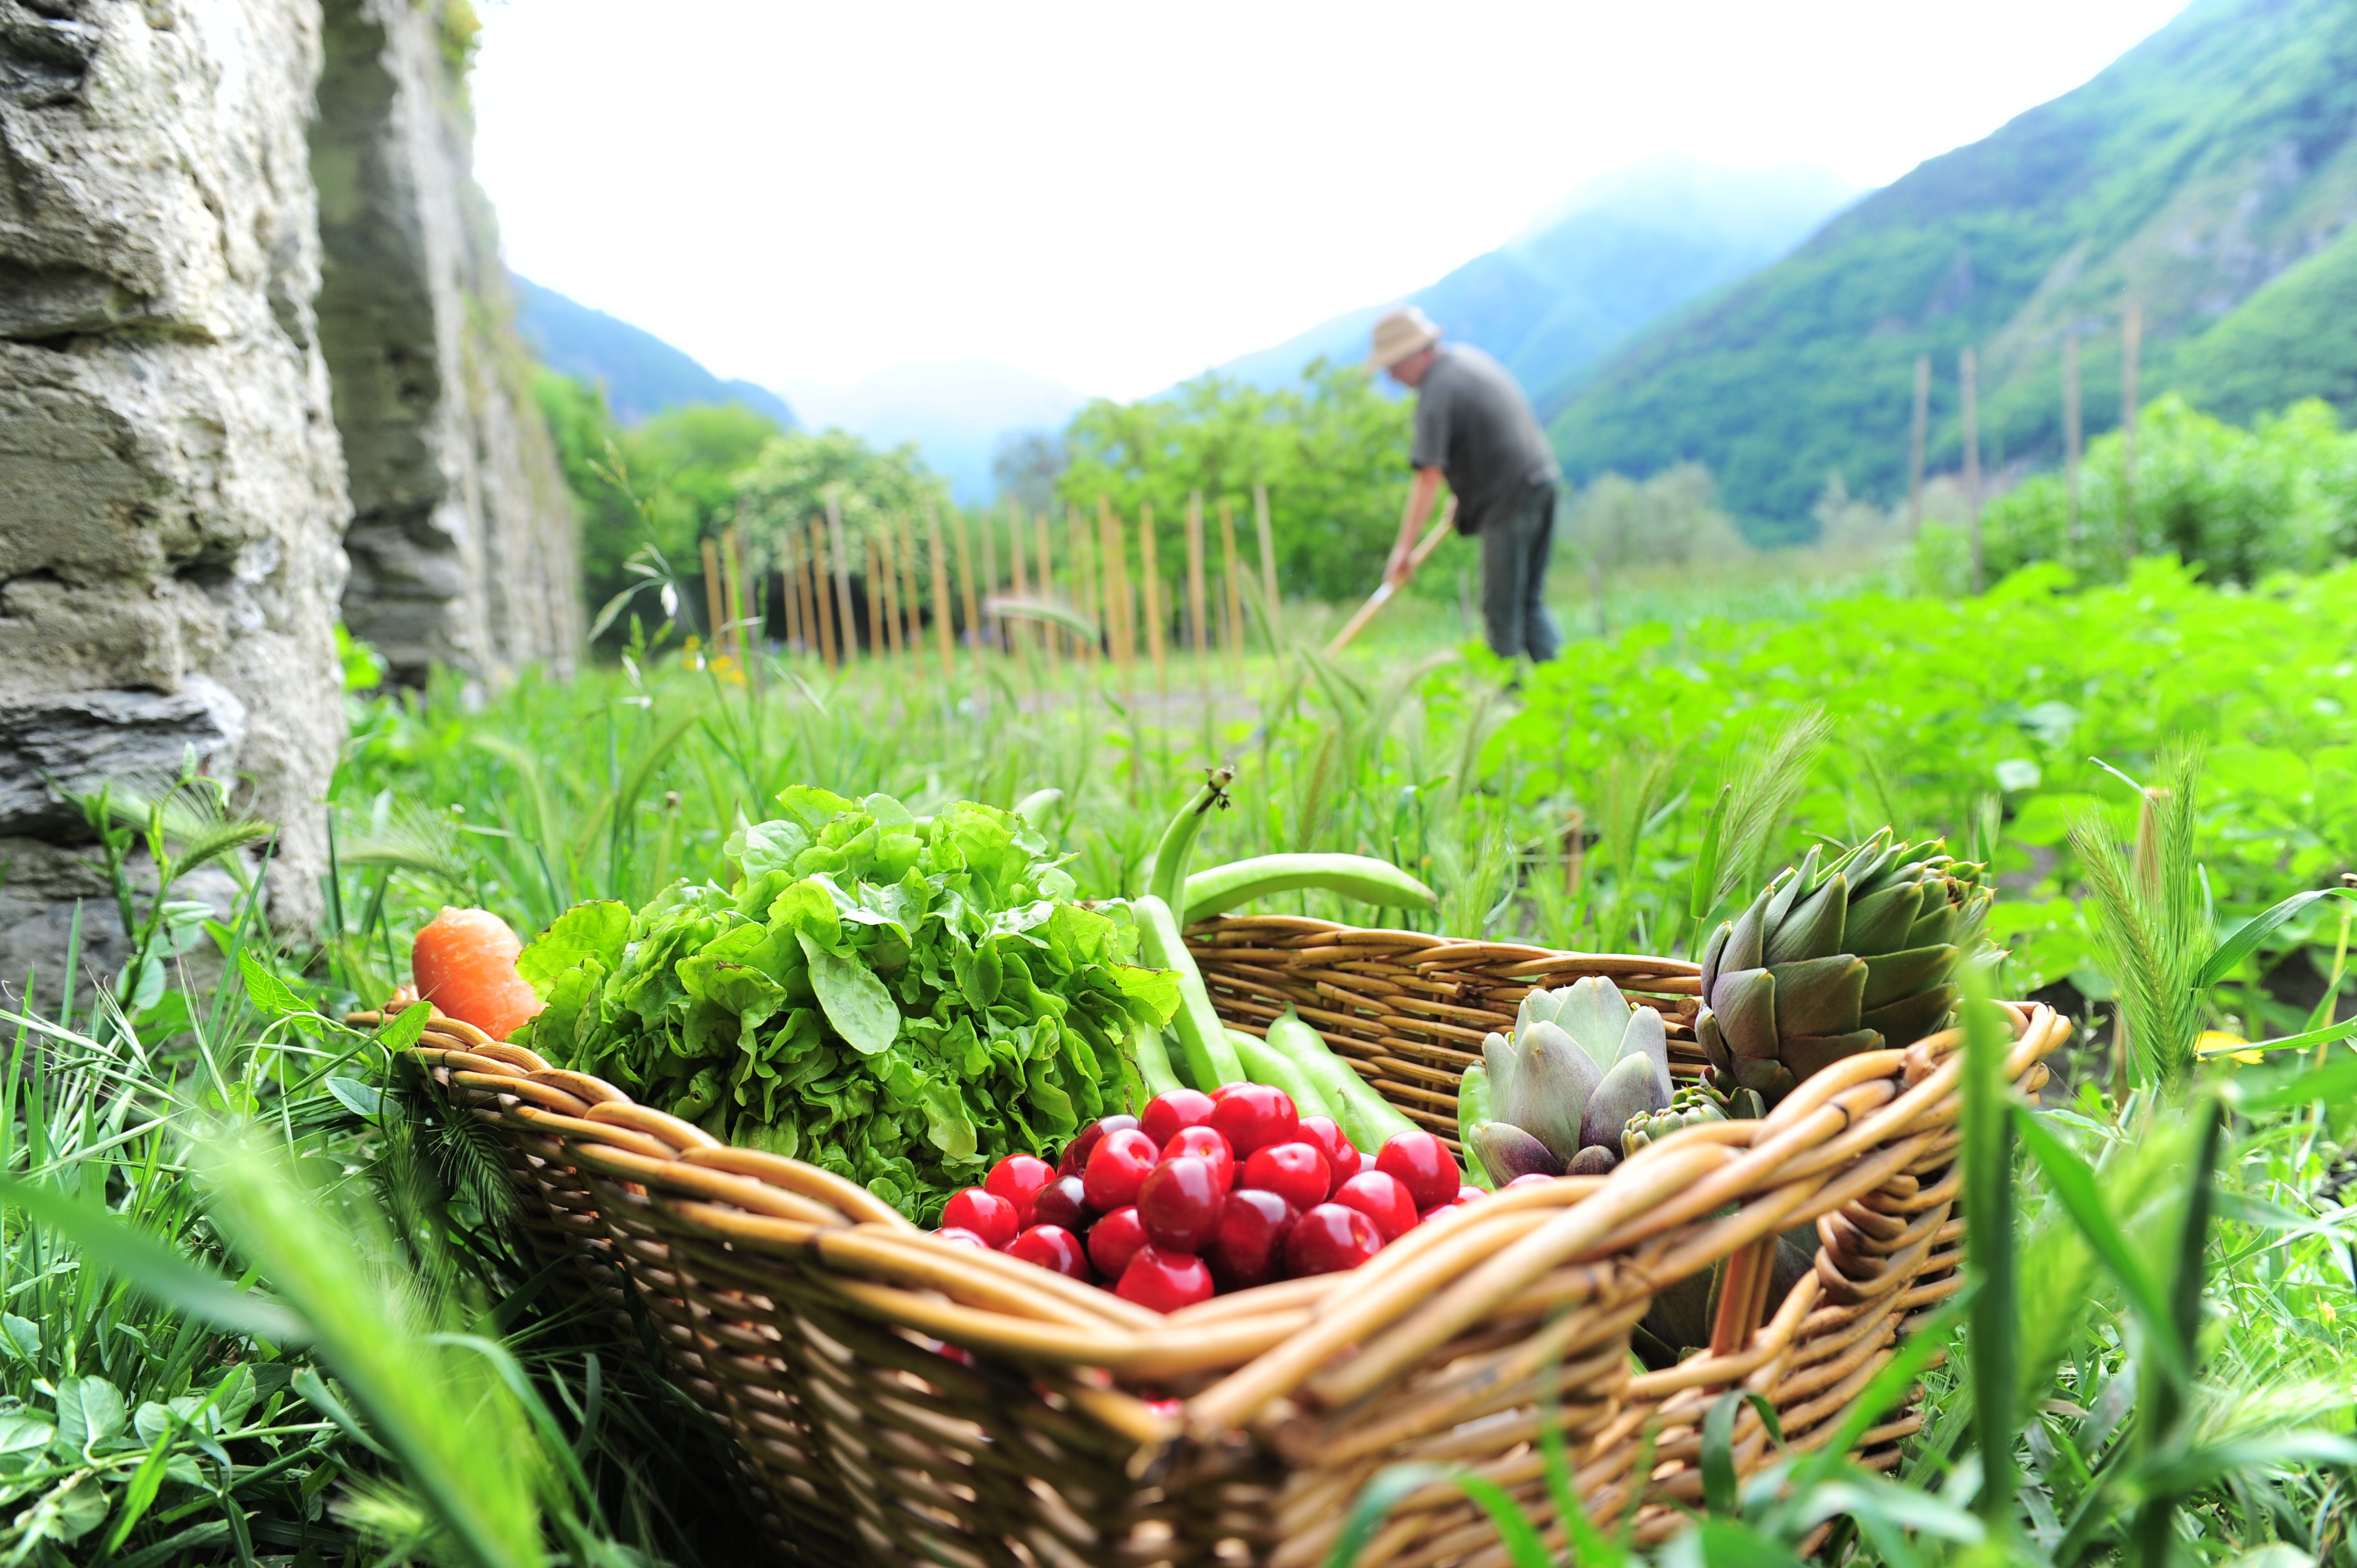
[1140,1089,1217,1147]
[1357,1149,1379,1178]
[1377,1131,1459,1211]
[1007,1224,1090,1280]
[1503,1172,1557,1191]
[1336,1170,1419,1241]
[1030,1174,1092,1231]
[1284,1203,1382,1276]
[941,1188,1018,1249]
[934,1226,991,1250]
[1208,1082,1254,1103]
[1138,1156,1224,1251]
[1057,1114,1138,1178]
[1087,1206,1148,1279]
[1210,1083,1299,1159]
[1207,1188,1296,1291]
[984,1155,1056,1224]
[1239,1142,1331,1213]
[1115,1245,1215,1311]
[1295,1116,1356,1193]
[1161,1124,1237,1189]
[1457,1186,1485,1204]
[1083,1128,1161,1211]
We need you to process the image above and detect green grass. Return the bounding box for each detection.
[8,548,2357,1564]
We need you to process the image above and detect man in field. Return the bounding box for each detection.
[1371,306,1563,663]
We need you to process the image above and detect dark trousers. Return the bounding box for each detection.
[1479,481,1561,663]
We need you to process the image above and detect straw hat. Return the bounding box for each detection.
[1365,305,1441,371]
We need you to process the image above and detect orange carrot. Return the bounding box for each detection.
[411,907,543,1043]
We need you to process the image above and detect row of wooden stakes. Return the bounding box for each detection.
[697,486,1286,686]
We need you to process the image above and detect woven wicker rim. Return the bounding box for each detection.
[371,999,2061,1450]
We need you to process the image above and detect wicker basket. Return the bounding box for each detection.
[380,915,2060,1567]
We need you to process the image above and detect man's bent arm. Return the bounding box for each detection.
[1386,466,1446,587]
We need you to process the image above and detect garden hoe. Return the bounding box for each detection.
[1324,496,1456,657]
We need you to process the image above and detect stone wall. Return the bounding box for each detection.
[0,0,352,992]
[0,0,579,1000]
[315,0,579,687]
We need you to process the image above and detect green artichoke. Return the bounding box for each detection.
[1696,829,1991,1105]
[1471,976,1672,1182]
[1620,1084,1728,1158]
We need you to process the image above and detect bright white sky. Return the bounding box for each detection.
[472,1,2188,402]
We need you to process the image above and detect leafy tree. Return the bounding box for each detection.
[532,372,788,639]
[1980,394,2357,584]
[1562,462,1748,572]
[732,428,949,560]
[1055,359,1412,604]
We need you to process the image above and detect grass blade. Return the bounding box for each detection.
[2196,887,2357,989]
[2010,1107,2189,1390]
[1960,988,2019,1536]
[0,1175,307,1343]
[197,1127,547,1568]
[1322,1463,1553,1568]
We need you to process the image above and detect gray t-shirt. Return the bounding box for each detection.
[1409,344,1561,535]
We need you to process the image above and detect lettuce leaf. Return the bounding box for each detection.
[523,793,1175,1221]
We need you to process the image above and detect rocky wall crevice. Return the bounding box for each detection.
[314,0,579,687]
[0,0,351,992]
[1,0,581,1001]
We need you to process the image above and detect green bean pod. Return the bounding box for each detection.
[1227,1027,1339,1121]
[1012,787,1064,828]
[1132,1019,1186,1101]
[1131,893,1247,1088]
[1143,768,1237,906]
[1264,1008,1418,1154]
[1181,853,1437,927]
[1455,1062,1496,1190]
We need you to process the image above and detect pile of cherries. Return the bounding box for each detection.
[932,1084,1481,1311]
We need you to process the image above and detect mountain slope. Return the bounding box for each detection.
[511,276,797,428]
[1546,0,2357,540]
[1214,156,1856,398]
[2172,220,2357,421]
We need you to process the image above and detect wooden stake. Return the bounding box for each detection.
[1217,498,1243,660]
[1252,482,1279,646]
[1006,498,1030,654]
[927,504,956,683]
[1097,496,1130,674]
[699,536,725,657]
[1961,345,1983,594]
[778,529,805,653]
[1139,503,1166,692]
[1907,353,1930,535]
[897,514,923,659]
[978,499,1000,652]
[881,531,902,657]
[1185,491,1209,660]
[950,504,980,657]
[2121,302,2142,560]
[866,534,888,658]
[2063,332,2083,556]
[728,527,758,694]
[1033,510,1059,670]
[1069,502,1098,661]
[810,517,838,669]
[826,494,857,658]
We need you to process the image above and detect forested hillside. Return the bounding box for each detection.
[512,275,798,427]
[1217,155,1852,398]
[1546,0,2357,540]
